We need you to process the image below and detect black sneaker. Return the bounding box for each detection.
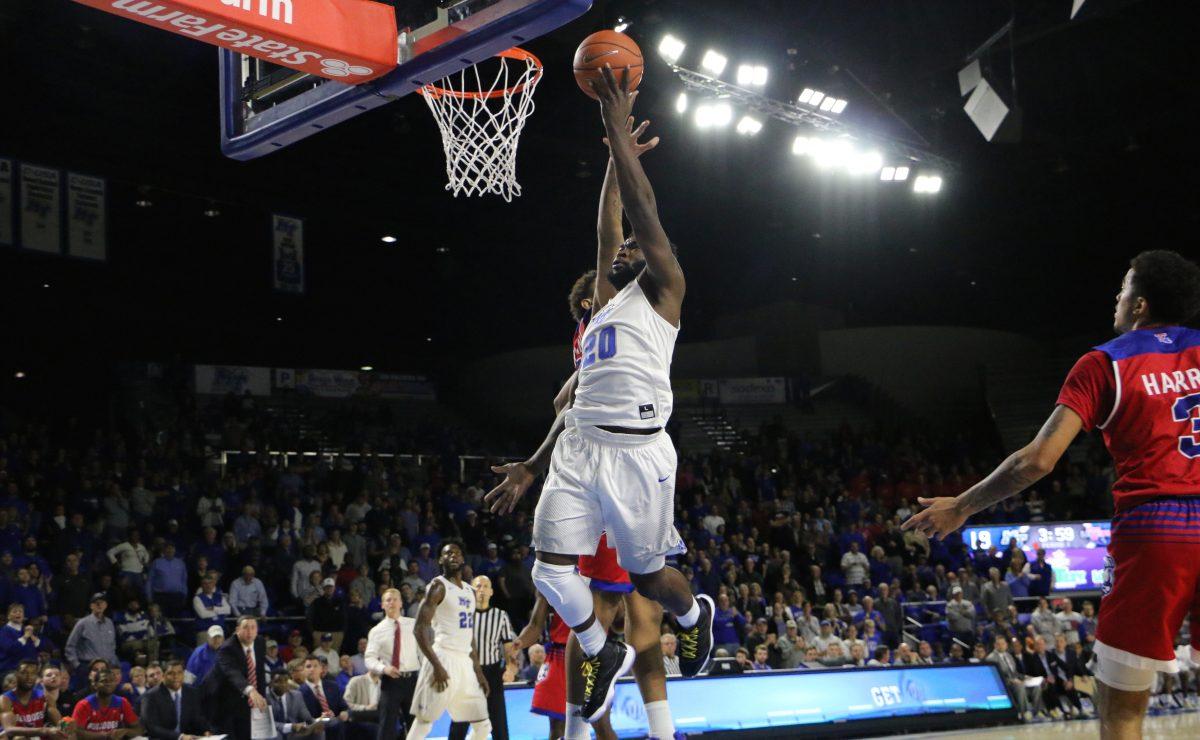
[676,594,715,677]
[580,639,636,723]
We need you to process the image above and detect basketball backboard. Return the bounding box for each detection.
[220,0,591,160]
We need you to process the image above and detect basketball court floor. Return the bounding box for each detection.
[897,709,1200,739]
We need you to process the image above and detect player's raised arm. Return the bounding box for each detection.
[590,66,680,308]
[594,119,657,310]
[903,405,1084,539]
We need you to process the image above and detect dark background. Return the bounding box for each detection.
[1,0,1196,392]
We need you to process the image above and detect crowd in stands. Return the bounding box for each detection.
[0,391,1190,734]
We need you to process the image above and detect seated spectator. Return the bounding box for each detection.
[192,574,232,644]
[264,639,287,681]
[750,645,772,671]
[520,644,546,683]
[115,598,158,663]
[946,586,976,646]
[1030,597,1062,644]
[313,634,340,673]
[867,645,891,667]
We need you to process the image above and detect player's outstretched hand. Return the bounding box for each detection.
[901,496,968,540]
[485,462,536,515]
[603,115,658,158]
[590,63,638,132]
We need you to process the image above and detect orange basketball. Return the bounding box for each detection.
[573,30,643,99]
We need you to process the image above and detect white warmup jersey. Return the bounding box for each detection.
[572,277,678,429]
[432,575,475,654]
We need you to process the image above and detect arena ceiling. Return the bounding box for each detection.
[1,0,1194,382]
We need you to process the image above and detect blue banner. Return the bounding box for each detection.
[428,664,1012,739]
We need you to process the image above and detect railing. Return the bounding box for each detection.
[218,450,520,483]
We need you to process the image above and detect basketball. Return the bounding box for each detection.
[574,30,643,99]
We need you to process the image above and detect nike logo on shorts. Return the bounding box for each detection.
[658,475,670,483]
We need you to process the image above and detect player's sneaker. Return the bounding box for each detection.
[580,639,635,723]
[676,594,715,677]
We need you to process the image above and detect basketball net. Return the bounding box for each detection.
[419,48,543,201]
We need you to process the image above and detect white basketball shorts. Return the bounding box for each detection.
[411,647,488,723]
[532,417,685,574]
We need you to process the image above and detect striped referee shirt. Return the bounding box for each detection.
[472,606,517,666]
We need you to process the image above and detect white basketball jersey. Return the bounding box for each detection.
[572,277,678,429]
[432,575,475,654]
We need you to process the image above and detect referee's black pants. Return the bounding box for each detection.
[377,671,417,740]
[448,661,507,740]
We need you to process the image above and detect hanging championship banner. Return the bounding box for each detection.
[0,159,13,247]
[272,214,304,294]
[20,164,62,254]
[67,173,108,261]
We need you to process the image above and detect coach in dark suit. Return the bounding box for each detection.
[143,659,209,740]
[210,615,270,740]
[297,656,349,740]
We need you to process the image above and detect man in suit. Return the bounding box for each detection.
[209,615,270,740]
[985,635,1032,718]
[142,660,209,740]
[268,669,316,740]
[1023,635,1077,717]
[298,657,349,740]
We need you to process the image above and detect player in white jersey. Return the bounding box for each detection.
[406,542,491,740]
[487,64,715,725]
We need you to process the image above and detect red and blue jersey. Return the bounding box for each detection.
[2,687,47,727]
[72,694,138,733]
[547,609,571,649]
[572,307,593,370]
[1057,325,1200,514]
[578,533,634,593]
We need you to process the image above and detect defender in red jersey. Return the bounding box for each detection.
[1,659,63,738]
[905,250,1200,740]
[71,660,142,739]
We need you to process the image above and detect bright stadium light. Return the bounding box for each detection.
[701,50,728,76]
[792,136,813,155]
[831,99,848,114]
[695,102,733,129]
[894,166,910,181]
[658,34,686,64]
[848,150,884,176]
[613,16,629,33]
[360,366,374,372]
[737,64,768,87]
[808,90,826,107]
[880,167,897,182]
[798,88,815,104]
[914,174,943,194]
[813,138,852,169]
[819,97,836,112]
[736,115,763,135]
[381,235,397,243]
[675,92,689,114]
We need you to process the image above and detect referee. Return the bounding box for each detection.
[449,574,516,740]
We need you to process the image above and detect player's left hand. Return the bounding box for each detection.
[603,116,658,158]
[902,496,969,540]
[591,64,638,131]
[485,462,536,515]
[477,670,490,697]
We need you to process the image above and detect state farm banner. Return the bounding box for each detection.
[194,364,272,396]
[19,164,61,254]
[71,0,397,83]
[272,214,304,294]
[0,159,12,247]
[715,377,788,404]
[67,173,107,261]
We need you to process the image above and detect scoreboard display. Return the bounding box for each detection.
[963,520,1111,592]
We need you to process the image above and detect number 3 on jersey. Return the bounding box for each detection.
[581,326,617,369]
[1174,393,1200,459]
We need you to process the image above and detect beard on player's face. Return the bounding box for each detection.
[607,259,646,290]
